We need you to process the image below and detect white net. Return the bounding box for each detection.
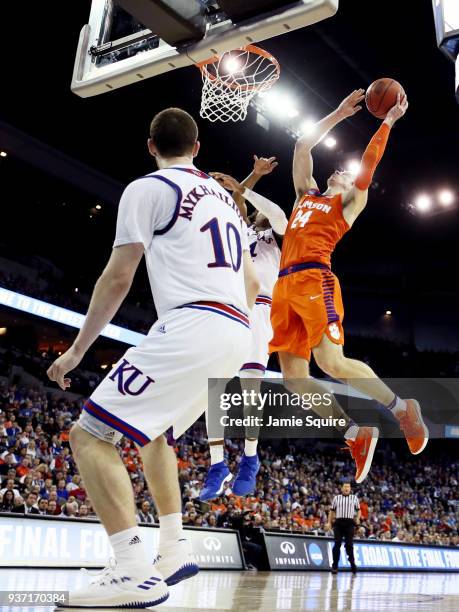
[198,45,280,122]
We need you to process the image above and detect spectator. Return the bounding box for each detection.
[137,501,155,524]
[78,504,89,518]
[24,492,40,515]
[0,478,20,499]
[0,489,15,512]
[46,500,59,516]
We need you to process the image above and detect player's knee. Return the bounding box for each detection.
[281,361,307,381]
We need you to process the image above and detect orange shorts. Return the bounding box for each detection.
[269,268,344,361]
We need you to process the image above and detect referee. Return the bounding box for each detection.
[326,482,361,574]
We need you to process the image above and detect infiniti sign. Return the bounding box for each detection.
[203,536,222,551]
[280,541,296,555]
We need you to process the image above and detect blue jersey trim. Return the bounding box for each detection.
[139,174,183,236]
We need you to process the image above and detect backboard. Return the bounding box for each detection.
[71,0,339,98]
[432,0,459,102]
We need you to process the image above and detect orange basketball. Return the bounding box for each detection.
[365,78,405,119]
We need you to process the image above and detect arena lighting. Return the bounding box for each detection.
[385,310,392,316]
[101,364,108,369]
[287,107,300,119]
[260,90,279,110]
[257,90,300,120]
[324,136,337,148]
[224,57,241,74]
[300,119,317,135]
[415,194,433,212]
[0,327,7,335]
[346,160,361,176]
[0,151,7,158]
[95,204,102,210]
[438,189,455,205]
[0,286,144,346]
[276,94,298,119]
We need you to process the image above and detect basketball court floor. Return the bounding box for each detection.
[1,569,458,611]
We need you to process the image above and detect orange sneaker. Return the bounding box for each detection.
[396,399,429,455]
[345,426,379,483]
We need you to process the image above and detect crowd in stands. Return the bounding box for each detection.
[1,382,457,548]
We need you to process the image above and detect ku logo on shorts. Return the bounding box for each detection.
[109,359,155,396]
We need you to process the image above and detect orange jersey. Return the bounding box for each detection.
[280,191,349,270]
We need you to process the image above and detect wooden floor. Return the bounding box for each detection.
[0,569,458,611]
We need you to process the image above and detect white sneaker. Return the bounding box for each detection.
[64,559,169,608]
[154,538,199,586]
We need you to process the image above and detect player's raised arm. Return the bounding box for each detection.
[210,172,288,235]
[342,93,409,226]
[227,155,278,223]
[293,89,365,200]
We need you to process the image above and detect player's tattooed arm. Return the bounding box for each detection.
[210,171,287,235]
[243,251,260,310]
[293,90,364,201]
[46,244,144,390]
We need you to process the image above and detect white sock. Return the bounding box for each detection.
[389,396,407,416]
[245,439,258,456]
[209,441,224,465]
[159,512,184,551]
[109,526,150,574]
[344,424,359,441]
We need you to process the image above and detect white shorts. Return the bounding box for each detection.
[78,303,251,446]
[239,295,272,374]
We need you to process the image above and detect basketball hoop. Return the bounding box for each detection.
[197,45,280,122]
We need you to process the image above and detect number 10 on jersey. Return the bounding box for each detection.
[201,218,242,272]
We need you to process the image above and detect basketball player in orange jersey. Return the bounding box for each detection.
[267,89,429,482]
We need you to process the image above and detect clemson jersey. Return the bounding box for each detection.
[280,190,349,270]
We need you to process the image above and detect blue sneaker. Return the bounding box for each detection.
[199,461,232,501]
[231,453,260,496]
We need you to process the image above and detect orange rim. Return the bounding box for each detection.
[196,45,280,92]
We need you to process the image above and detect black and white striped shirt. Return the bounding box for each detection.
[332,494,360,519]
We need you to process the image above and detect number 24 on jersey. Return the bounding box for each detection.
[291,209,313,229]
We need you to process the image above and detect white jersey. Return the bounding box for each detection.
[247,226,281,298]
[114,164,249,316]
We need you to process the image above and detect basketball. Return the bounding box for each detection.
[365,78,405,119]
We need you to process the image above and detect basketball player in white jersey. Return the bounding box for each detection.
[47,108,259,608]
[200,156,288,501]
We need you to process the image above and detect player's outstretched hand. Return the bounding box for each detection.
[337,89,365,119]
[46,345,83,390]
[210,172,244,193]
[253,155,278,176]
[384,93,409,126]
